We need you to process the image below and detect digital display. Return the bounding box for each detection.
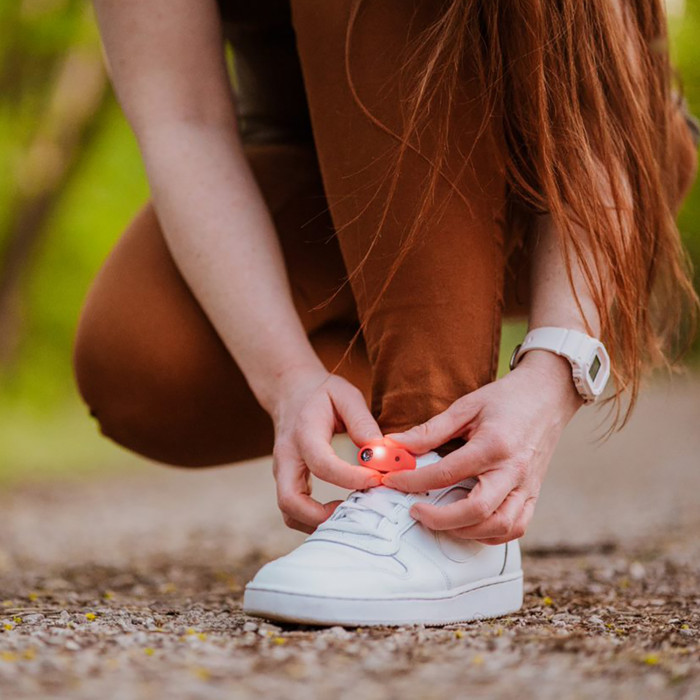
[589,355,601,380]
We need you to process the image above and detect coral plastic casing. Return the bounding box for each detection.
[356,438,416,473]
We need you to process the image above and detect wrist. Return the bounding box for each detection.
[258,359,329,419]
[516,350,584,418]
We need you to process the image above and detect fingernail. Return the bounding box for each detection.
[409,506,421,521]
[368,475,383,487]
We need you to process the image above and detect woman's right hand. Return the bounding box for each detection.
[270,368,383,533]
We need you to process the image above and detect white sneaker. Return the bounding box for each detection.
[244,451,523,626]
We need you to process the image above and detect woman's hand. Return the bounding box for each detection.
[381,351,583,544]
[271,368,383,533]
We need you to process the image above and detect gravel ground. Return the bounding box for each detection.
[0,379,699,699]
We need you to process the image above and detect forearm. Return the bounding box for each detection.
[528,214,601,337]
[139,122,325,412]
[521,214,606,414]
[91,0,325,415]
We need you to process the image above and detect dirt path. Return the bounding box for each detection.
[0,379,699,699]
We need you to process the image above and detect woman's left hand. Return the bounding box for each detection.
[381,351,584,544]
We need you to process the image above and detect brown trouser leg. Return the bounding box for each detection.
[290,0,507,433]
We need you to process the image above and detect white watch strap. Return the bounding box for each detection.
[510,327,592,369]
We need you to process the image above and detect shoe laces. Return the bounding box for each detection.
[320,486,413,540]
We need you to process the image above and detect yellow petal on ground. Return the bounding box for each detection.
[191,667,211,681]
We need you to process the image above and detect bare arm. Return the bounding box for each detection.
[92,0,324,413]
[515,213,602,409]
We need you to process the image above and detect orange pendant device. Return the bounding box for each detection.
[357,437,416,473]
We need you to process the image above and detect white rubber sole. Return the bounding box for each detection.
[243,571,523,627]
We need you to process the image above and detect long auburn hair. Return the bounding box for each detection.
[333,0,698,428]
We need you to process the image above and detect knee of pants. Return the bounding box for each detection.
[72,331,175,463]
[72,328,272,468]
[73,369,136,461]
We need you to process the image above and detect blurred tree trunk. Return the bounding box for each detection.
[0,46,109,366]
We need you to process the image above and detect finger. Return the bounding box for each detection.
[276,481,329,529]
[274,451,336,528]
[385,395,480,453]
[410,469,515,531]
[282,516,315,535]
[448,490,526,540]
[382,438,492,492]
[282,499,344,534]
[475,496,537,544]
[331,385,382,446]
[298,430,382,490]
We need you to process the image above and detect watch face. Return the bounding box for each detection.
[584,346,611,400]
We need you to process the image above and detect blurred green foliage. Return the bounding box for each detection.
[0,1,698,480]
[0,0,149,477]
[672,4,700,300]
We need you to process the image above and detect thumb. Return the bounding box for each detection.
[332,384,382,446]
[322,499,344,520]
[387,396,479,453]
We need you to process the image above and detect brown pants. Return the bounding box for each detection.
[73,0,698,467]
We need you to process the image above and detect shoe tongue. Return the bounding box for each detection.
[414,450,442,469]
[352,483,403,507]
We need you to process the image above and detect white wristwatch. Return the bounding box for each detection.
[509,327,610,404]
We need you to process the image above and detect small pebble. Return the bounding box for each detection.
[22,614,44,624]
[629,562,645,580]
